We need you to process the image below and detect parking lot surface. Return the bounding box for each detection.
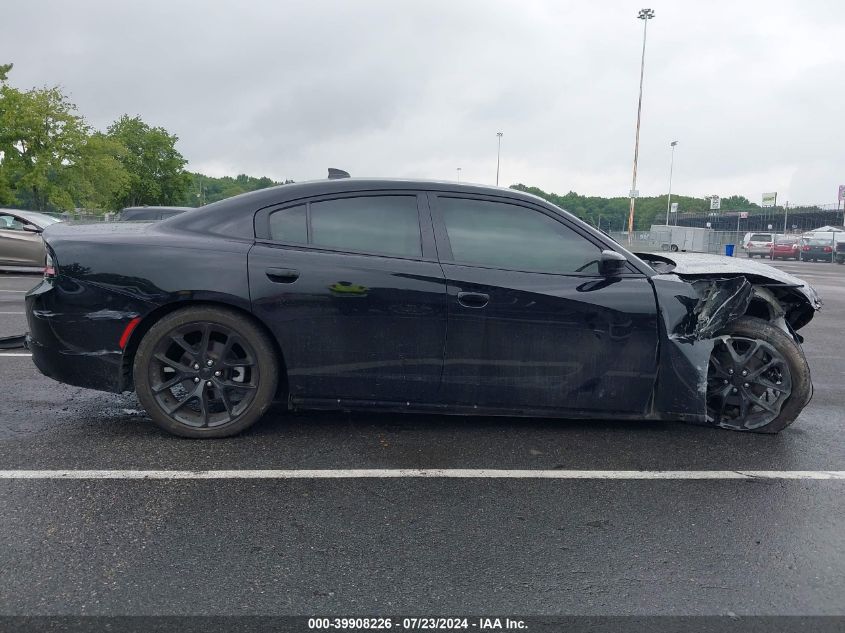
[0,261,843,615]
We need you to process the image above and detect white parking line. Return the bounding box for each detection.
[0,311,25,314]
[0,353,31,357]
[0,290,27,293]
[0,470,843,480]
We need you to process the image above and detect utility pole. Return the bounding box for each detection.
[665,140,678,225]
[626,8,655,243]
[456,167,462,182]
[495,132,503,186]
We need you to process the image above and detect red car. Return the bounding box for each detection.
[769,238,800,260]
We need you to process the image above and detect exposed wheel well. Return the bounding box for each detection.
[121,301,288,399]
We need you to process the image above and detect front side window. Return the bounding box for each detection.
[0,215,24,231]
[438,197,601,274]
[269,196,422,258]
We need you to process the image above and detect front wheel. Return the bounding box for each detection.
[134,306,279,438]
[706,317,811,433]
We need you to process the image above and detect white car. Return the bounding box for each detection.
[742,232,777,258]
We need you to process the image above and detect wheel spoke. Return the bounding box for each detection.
[154,352,189,372]
[742,387,780,414]
[221,334,256,368]
[166,389,196,415]
[217,379,256,391]
[218,387,234,418]
[709,356,731,379]
[199,323,211,359]
[198,388,210,427]
[152,374,183,394]
[170,333,197,359]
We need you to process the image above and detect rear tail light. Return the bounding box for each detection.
[824,246,832,253]
[765,243,772,247]
[802,246,810,252]
[792,244,798,250]
[43,253,56,279]
[746,243,753,249]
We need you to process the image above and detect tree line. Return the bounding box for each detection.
[509,184,759,232]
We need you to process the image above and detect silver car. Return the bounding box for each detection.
[0,209,63,267]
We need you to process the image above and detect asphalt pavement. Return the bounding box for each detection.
[0,260,843,617]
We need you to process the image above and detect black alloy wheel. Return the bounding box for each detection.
[134,307,278,437]
[705,317,811,433]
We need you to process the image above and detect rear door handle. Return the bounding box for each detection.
[457,291,489,308]
[266,267,300,283]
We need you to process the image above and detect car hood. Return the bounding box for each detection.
[635,251,822,312]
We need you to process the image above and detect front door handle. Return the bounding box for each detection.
[457,291,489,308]
[266,267,300,283]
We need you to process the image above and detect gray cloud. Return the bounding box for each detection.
[2,0,843,204]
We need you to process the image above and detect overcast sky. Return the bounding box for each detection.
[3,0,844,204]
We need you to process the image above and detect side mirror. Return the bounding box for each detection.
[599,250,627,276]
[22,224,42,234]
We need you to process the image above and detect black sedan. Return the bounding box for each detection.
[25,179,821,437]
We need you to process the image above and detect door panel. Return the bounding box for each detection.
[0,229,43,266]
[429,194,659,414]
[249,245,446,403]
[440,266,659,412]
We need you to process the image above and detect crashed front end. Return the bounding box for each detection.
[639,252,821,426]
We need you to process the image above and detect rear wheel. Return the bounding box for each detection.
[134,306,278,438]
[706,317,811,433]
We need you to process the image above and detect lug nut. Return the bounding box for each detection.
[732,387,738,393]
[193,363,200,370]
[193,377,200,383]
[206,360,214,367]
[741,369,748,376]
[214,370,222,377]
[743,382,750,388]
[729,369,734,375]
[723,379,729,385]
[206,381,213,387]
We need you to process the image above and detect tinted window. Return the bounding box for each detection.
[269,204,307,243]
[439,197,601,274]
[310,196,421,257]
[750,234,772,241]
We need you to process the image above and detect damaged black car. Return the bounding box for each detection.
[25,179,821,438]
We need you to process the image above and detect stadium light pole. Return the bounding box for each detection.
[665,140,678,225]
[496,132,503,186]
[627,8,655,243]
[456,167,462,182]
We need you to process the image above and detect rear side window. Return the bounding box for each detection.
[269,204,307,244]
[438,197,601,274]
[269,196,422,258]
[750,234,772,241]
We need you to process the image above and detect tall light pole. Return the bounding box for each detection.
[495,131,503,186]
[456,167,462,182]
[626,8,655,242]
[665,140,678,225]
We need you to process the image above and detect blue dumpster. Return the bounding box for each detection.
[725,244,735,257]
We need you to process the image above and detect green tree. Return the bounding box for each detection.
[67,133,130,211]
[106,114,190,207]
[0,84,88,210]
[0,63,11,82]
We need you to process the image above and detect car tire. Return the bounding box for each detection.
[670,244,679,252]
[134,306,279,438]
[707,316,811,434]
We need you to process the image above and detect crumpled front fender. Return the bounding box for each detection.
[649,274,755,422]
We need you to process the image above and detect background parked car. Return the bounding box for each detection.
[769,237,800,260]
[800,238,835,262]
[0,209,63,267]
[836,242,845,265]
[115,206,191,222]
[743,232,777,258]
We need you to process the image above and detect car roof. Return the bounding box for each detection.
[163,178,557,234]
